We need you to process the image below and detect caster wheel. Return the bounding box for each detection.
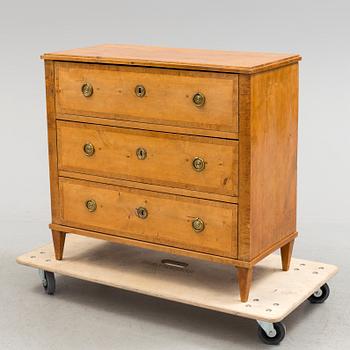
[41,271,56,295]
[308,283,330,304]
[257,322,286,345]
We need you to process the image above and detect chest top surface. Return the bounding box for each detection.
[42,44,301,74]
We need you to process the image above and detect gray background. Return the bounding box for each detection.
[0,0,349,349]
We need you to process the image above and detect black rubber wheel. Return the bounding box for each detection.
[257,322,286,345]
[42,271,56,295]
[308,283,330,304]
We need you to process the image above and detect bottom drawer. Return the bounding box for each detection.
[59,178,237,258]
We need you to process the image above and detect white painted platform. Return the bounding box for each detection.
[16,235,338,322]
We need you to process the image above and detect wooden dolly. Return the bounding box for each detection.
[17,235,338,345]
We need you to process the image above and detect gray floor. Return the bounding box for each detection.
[1,220,348,350]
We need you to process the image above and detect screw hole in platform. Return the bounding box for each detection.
[312,271,319,274]
[253,298,260,302]
[45,259,51,262]
[30,256,36,259]
[265,309,272,312]
[294,268,300,271]
[273,303,280,306]
[300,263,306,266]
[318,266,325,270]
[39,251,45,254]
[245,304,252,308]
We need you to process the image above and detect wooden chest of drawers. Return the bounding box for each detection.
[42,44,301,302]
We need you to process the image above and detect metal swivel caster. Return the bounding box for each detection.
[38,269,56,295]
[256,320,286,345]
[308,283,330,304]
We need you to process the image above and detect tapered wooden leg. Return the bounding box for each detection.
[52,230,66,260]
[280,239,294,271]
[236,267,253,302]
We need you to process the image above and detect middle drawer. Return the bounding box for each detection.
[57,121,238,196]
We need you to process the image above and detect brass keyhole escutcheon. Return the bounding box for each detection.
[85,199,97,212]
[81,83,93,97]
[136,147,147,160]
[135,85,146,97]
[192,218,205,233]
[192,92,205,107]
[83,143,95,157]
[192,157,205,172]
[136,207,148,219]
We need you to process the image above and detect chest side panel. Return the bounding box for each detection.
[249,64,298,259]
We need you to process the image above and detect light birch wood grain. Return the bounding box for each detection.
[57,121,238,196]
[58,178,238,257]
[55,62,238,133]
[42,44,301,74]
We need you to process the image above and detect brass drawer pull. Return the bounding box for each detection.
[81,83,93,97]
[192,218,205,232]
[85,199,97,212]
[83,143,95,157]
[192,92,205,107]
[136,207,148,219]
[135,84,146,97]
[136,147,147,160]
[192,157,205,172]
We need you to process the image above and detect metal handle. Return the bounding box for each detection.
[161,259,189,269]
[192,92,205,107]
[81,83,93,97]
[192,157,205,172]
[83,143,95,157]
[192,218,205,232]
[136,147,147,160]
[85,199,97,212]
[136,207,148,219]
[135,85,146,97]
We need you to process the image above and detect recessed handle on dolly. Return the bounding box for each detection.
[161,259,189,269]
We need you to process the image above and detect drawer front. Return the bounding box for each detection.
[57,121,238,196]
[55,62,238,132]
[59,178,237,257]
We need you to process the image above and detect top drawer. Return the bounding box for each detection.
[55,62,238,133]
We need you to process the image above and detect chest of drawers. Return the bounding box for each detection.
[42,44,301,302]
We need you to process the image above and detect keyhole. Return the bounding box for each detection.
[136,207,148,219]
[135,85,146,97]
[136,147,147,160]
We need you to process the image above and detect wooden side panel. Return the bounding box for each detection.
[59,178,238,258]
[55,63,238,132]
[237,75,252,261]
[249,64,298,259]
[45,61,60,223]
